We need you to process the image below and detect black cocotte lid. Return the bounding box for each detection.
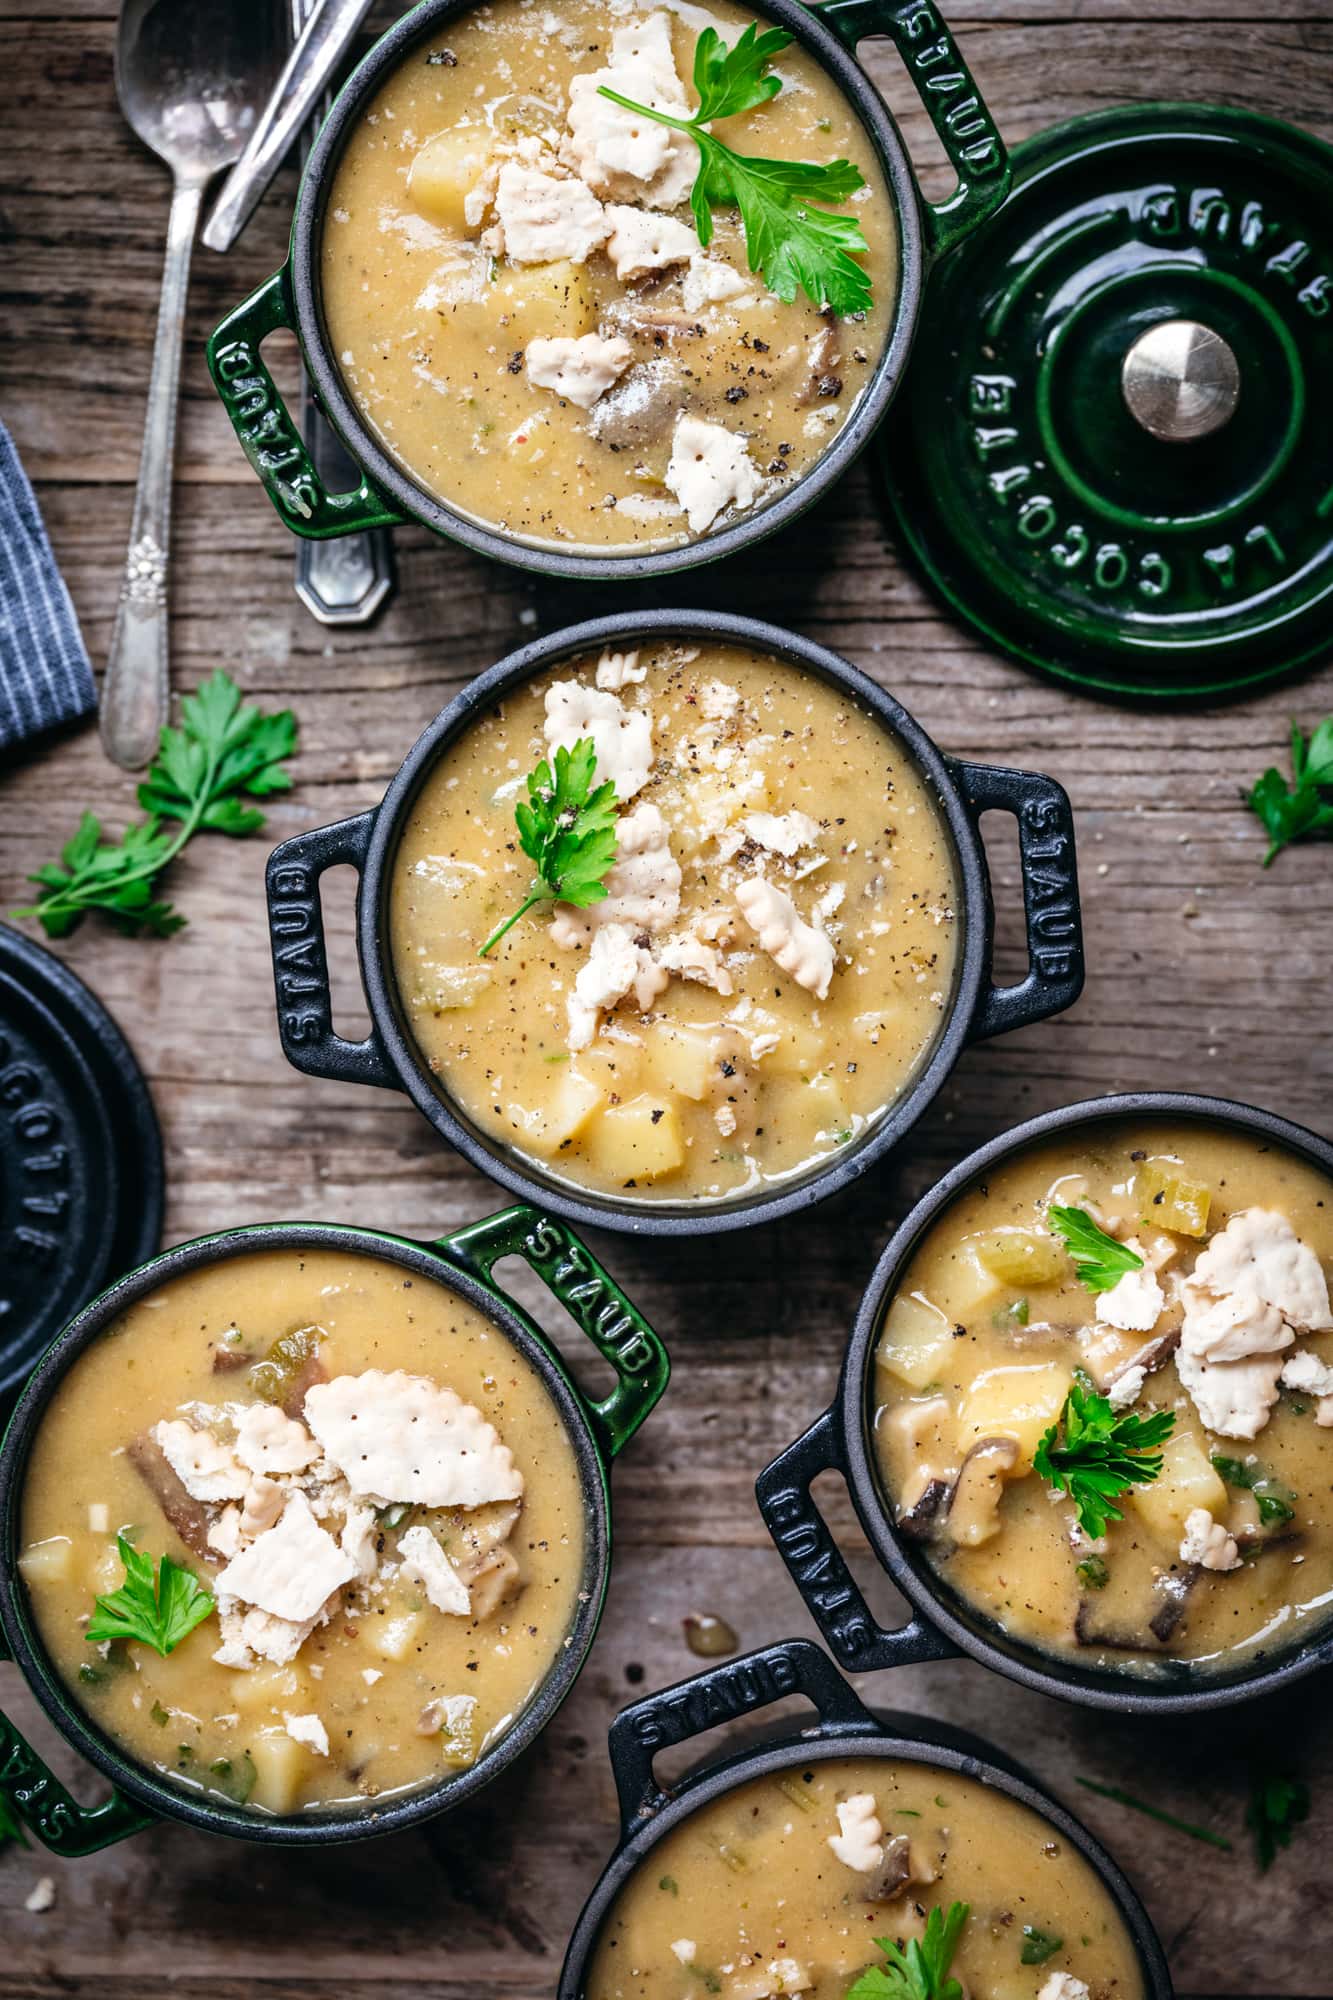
[0,926,163,1403]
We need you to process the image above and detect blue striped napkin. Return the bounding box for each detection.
[0,421,96,751]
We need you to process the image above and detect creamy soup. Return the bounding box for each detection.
[873,1121,1333,1678]
[20,1247,586,1817]
[388,640,959,1203]
[586,1755,1144,1999]
[322,0,896,551]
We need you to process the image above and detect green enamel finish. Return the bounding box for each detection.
[879,103,1333,701]
[437,1206,670,1462]
[810,0,1009,260]
[0,1711,154,1855]
[205,268,404,541]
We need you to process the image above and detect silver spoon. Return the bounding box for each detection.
[290,0,395,627]
[103,0,283,770]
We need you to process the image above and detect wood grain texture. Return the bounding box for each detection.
[1,0,1332,1994]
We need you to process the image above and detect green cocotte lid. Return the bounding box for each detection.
[879,104,1333,701]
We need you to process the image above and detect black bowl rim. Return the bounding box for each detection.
[556,1704,1173,1997]
[839,1089,1333,1711]
[0,1219,613,1845]
[348,606,995,1236]
[286,0,926,579]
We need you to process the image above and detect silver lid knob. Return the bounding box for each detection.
[1120,319,1241,442]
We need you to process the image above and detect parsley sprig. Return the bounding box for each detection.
[598,25,872,315]
[11,672,297,938]
[846,1902,970,2000]
[478,738,618,956]
[1246,718,1333,866]
[1048,1205,1145,1295]
[1246,1772,1309,1870]
[1034,1380,1174,1538]
[86,1536,215,1658]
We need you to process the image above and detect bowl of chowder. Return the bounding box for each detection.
[0,1206,668,1849]
[559,1638,1171,2000]
[758,1094,1333,1710]
[207,0,1008,575]
[265,611,1084,1235]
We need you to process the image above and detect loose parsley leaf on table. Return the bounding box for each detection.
[1246,718,1333,866]
[1076,1777,1233,1852]
[1048,1205,1145,1295]
[845,1901,970,2000]
[478,738,619,956]
[1246,1773,1310,1870]
[86,1536,215,1658]
[1034,1380,1174,1538]
[11,672,297,939]
[599,25,873,315]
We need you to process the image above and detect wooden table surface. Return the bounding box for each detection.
[2,0,1332,1992]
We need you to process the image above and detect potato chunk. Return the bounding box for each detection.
[587,1095,684,1181]
[802,1072,848,1135]
[249,1730,306,1815]
[18,1536,74,1586]
[1136,1160,1212,1238]
[408,129,493,230]
[945,1245,1005,1318]
[972,1228,1068,1288]
[369,1608,425,1663]
[877,1293,956,1391]
[514,1067,608,1158]
[958,1362,1072,1464]
[756,1018,828,1078]
[496,258,596,338]
[642,1021,717,1101]
[1130,1429,1227,1542]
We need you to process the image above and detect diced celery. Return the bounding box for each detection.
[972,1228,1068,1287]
[1136,1160,1212,1237]
[249,1323,323,1405]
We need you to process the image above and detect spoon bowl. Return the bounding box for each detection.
[102,0,283,770]
[115,0,278,185]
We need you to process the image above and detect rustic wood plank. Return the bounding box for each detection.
[2,0,1333,1994]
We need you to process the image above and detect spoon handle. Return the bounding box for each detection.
[291,0,395,626]
[100,177,201,770]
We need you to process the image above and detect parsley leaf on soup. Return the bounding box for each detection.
[1246,717,1333,866]
[845,1901,970,2000]
[1048,1205,1146,1295]
[1034,1381,1174,1539]
[598,25,873,316]
[86,1536,215,1658]
[478,738,619,956]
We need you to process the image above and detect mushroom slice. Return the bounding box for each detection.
[859,1832,939,1903]
[466,1545,523,1621]
[859,1832,910,1900]
[881,1396,958,1540]
[127,1433,216,1559]
[896,1477,953,1542]
[1073,1567,1199,1651]
[943,1436,1021,1548]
